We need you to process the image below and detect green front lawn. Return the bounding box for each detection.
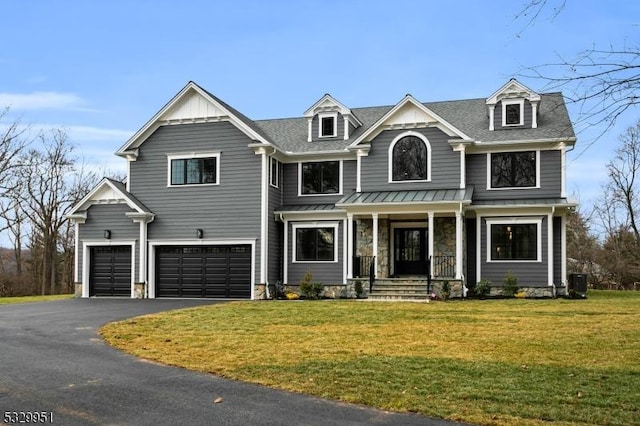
[100,291,640,425]
[0,294,73,305]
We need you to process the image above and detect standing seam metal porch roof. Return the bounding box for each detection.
[336,188,474,206]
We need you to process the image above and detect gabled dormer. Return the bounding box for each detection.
[486,79,541,131]
[303,94,362,142]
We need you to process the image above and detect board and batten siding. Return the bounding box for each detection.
[286,221,344,285]
[479,216,549,287]
[129,121,262,281]
[78,203,140,281]
[282,160,357,206]
[467,150,562,200]
[360,128,461,192]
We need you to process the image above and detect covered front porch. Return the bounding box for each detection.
[336,188,473,283]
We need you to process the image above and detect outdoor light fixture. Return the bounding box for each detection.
[196,229,203,239]
[104,230,111,239]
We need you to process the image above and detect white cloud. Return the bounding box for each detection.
[65,125,133,142]
[0,91,88,110]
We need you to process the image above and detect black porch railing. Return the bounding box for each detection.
[433,255,456,278]
[353,255,375,278]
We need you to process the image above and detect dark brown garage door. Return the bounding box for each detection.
[156,246,251,298]
[90,246,132,297]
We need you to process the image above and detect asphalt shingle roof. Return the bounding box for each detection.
[253,92,574,154]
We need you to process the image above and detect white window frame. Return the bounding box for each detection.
[319,113,338,138]
[167,152,220,187]
[298,160,343,196]
[388,131,432,183]
[502,99,524,127]
[269,157,280,188]
[486,150,540,190]
[486,217,542,263]
[292,222,340,263]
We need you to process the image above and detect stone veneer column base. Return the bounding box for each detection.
[74,282,83,298]
[134,282,146,299]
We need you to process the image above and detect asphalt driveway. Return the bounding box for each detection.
[0,298,464,425]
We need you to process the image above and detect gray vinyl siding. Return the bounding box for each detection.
[268,181,283,283]
[287,220,344,285]
[311,112,345,141]
[78,203,140,280]
[479,216,549,287]
[553,216,563,285]
[494,100,533,129]
[360,128,460,192]
[129,121,262,281]
[282,160,357,205]
[467,150,562,200]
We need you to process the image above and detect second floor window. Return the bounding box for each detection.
[301,161,340,195]
[391,135,428,181]
[169,154,219,186]
[319,114,337,138]
[491,151,537,188]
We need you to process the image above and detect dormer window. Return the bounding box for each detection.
[319,113,337,138]
[502,100,524,127]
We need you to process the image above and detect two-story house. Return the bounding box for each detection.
[68,79,576,299]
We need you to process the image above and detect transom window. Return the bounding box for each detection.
[168,153,219,186]
[389,134,430,182]
[300,161,340,195]
[294,225,337,262]
[502,100,524,126]
[490,223,539,261]
[490,151,537,188]
[319,114,337,138]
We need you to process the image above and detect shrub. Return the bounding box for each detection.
[285,291,299,300]
[502,271,519,297]
[465,280,477,298]
[475,279,492,299]
[354,280,365,299]
[300,282,324,299]
[440,280,451,300]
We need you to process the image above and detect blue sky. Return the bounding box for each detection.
[1,0,639,211]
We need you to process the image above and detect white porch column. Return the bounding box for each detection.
[138,221,146,284]
[548,211,554,287]
[372,213,379,277]
[428,212,435,275]
[347,214,354,279]
[455,210,463,279]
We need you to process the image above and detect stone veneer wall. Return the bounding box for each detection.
[355,218,390,278]
[434,217,456,257]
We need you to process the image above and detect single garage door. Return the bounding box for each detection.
[156,245,251,298]
[90,246,132,296]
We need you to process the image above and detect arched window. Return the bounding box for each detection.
[389,133,430,182]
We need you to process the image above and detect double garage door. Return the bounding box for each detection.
[156,245,251,298]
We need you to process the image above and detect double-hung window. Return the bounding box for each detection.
[490,151,537,189]
[502,100,524,126]
[300,161,341,195]
[168,153,219,186]
[319,113,337,138]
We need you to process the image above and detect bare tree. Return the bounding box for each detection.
[517,1,640,139]
[593,120,640,288]
[17,129,95,294]
[0,108,27,234]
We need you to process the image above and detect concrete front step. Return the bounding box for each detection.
[368,293,429,300]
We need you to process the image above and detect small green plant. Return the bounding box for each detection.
[300,282,324,299]
[354,280,365,299]
[440,280,451,300]
[502,271,519,297]
[475,279,492,299]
